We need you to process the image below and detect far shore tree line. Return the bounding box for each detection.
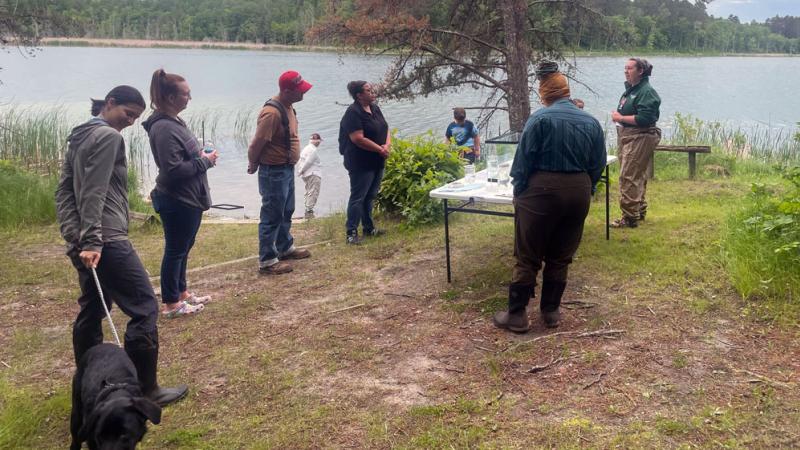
[3,0,800,133]
[5,0,800,54]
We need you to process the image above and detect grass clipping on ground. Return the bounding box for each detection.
[0,172,799,449]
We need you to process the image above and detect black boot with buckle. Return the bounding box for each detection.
[493,283,532,333]
[540,280,567,328]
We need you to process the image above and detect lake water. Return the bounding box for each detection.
[1,47,798,217]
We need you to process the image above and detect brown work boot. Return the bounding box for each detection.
[259,261,293,275]
[492,283,533,333]
[610,216,638,228]
[492,311,530,333]
[541,309,561,328]
[280,247,311,260]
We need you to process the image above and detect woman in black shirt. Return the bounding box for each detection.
[338,81,391,244]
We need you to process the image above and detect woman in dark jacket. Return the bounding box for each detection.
[143,69,217,318]
[338,81,391,245]
[610,57,661,228]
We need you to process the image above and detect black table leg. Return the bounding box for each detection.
[605,165,610,240]
[444,199,452,283]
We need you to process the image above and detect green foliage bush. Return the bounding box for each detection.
[721,166,800,318]
[377,134,463,227]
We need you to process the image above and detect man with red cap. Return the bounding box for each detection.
[247,70,313,274]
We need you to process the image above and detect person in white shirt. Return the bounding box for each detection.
[297,133,323,219]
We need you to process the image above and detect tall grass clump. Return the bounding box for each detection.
[233,108,257,149]
[721,166,800,321]
[667,113,800,164]
[0,106,71,174]
[377,133,463,227]
[0,160,58,229]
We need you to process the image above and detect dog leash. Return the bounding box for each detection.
[90,267,122,347]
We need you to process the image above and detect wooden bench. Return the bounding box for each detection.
[647,145,711,179]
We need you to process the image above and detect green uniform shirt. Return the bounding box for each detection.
[616,76,661,128]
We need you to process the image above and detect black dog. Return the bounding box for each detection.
[71,343,162,450]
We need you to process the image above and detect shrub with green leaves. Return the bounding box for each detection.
[721,166,800,317]
[377,134,463,227]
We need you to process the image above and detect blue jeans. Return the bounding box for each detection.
[258,164,295,266]
[346,168,384,235]
[151,190,203,303]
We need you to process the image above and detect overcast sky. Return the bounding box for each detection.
[706,0,800,22]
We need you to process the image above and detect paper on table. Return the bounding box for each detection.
[438,182,485,192]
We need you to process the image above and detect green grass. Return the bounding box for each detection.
[0,161,58,229]
[0,128,798,448]
[0,378,72,450]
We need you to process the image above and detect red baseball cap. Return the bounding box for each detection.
[278,70,312,93]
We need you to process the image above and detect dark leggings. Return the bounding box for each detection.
[152,190,203,303]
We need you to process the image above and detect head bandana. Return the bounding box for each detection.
[535,61,571,106]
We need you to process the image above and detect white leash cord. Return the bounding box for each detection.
[90,267,122,347]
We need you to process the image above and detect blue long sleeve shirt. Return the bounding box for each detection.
[510,98,607,196]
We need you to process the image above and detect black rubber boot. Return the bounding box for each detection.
[493,283,533,333]
[125,333,188,407]
[540,280,567,328]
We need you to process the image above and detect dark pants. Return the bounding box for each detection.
[151,190,203,303]
[69,240,159,366]
[258,164,295,267]
[346,168,384,235]
[512,171,591,311]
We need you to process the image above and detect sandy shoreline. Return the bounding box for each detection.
[41,38,799,57]
[41,37,343,53]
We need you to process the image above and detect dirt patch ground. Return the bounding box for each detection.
[1,216,799,448]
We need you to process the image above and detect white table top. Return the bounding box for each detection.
[429,155,618,204]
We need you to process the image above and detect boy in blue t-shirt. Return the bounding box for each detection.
[445,107,481,163]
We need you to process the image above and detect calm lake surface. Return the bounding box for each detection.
[1,47,798,217]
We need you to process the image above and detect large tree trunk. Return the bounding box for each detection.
[500,0,531,132]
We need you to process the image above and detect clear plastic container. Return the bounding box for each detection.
[464,164,475,183]
[486,154,499,183]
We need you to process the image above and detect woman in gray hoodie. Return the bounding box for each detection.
[56,85,188,406]
[143,69,218,318]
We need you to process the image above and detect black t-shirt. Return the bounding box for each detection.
[339,102,388,172]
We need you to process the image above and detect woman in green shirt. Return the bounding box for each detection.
[610,57,661,228]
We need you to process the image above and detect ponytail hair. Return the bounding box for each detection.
[629,57,653,77]
[149,68,186,110]
[90,85,145,117]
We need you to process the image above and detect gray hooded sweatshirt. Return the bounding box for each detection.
[56,118,129,252]
[142,111,212,211]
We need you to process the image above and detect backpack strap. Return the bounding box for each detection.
[263,99,293,164]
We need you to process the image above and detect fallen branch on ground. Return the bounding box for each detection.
[148,241,332,283]
[526,356,569,374]
[384,292,415,299]
[503,329,626,352]
[582,372,606,390]
[561,300,598,310]
[733,368,795,389]
[328,303,366,314]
